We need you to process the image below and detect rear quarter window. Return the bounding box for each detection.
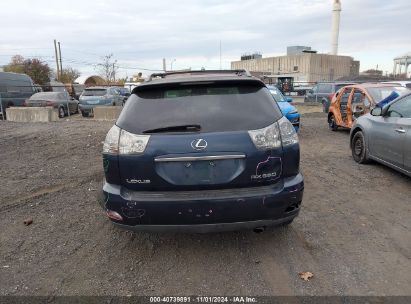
[117,84,282,134]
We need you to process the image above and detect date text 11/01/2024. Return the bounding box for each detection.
[150,296,257,303]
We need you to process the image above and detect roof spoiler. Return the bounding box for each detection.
[147,69,251,81]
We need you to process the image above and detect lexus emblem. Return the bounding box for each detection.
[191,139,207,150]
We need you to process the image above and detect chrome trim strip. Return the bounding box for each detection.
[154,154,246,162]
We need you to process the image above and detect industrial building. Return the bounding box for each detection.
[231,51,360,83]
[231,0,359,83]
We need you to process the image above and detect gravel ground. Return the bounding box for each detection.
[0,113,410,296]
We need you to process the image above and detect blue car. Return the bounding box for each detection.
[100,70,304,233]
[267,85,300,132]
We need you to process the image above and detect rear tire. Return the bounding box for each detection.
[81,111,89,117]
[58,106,65,118]
[328,114,338,131]
[322,100,328,113]
[351,131,370,164]
[280,218,294,226]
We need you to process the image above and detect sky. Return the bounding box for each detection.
[0,0,410,79]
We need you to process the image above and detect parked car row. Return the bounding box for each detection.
[0,71,133,119]
[323,81,411,177]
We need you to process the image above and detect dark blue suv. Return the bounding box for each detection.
[100,70,304,232]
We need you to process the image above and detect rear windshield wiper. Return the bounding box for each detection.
[142,124,201,134]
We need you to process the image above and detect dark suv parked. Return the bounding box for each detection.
[100,70,304,232]
[305,82,356,112]
[0,72,36,119]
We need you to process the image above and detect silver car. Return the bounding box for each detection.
[350,92,411,176]
[25,91,79,118]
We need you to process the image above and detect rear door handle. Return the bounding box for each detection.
[395,128,406,134]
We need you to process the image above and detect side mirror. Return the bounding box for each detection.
[371,107,382,116]
[286,97,293,103]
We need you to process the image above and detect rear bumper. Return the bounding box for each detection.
[79,103,110,112]
[113,216,297,233]
[100,173,304,232]
[79,104,95,114]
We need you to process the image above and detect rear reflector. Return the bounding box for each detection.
[106,210,123,221]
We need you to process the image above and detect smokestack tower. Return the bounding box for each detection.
[330,0,341,55]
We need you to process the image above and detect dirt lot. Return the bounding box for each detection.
[0,113,410,296]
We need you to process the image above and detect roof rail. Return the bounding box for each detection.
[148,69,251,81]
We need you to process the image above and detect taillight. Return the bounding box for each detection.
[103,125,121,154]
[329,93,335,101]
[248,122,281,150]
[248,117,298,150]
[23,100,28,106]
[278,116,299,146]
[46,101,53,106]
[102,125,150,155]
[119,129,150,154]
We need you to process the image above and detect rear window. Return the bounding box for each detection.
[318,84,332,93]
[82,89,107,96]
[117,84,282,134]
[268,87,286,102]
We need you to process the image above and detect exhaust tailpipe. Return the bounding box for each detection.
[253,226,266,233]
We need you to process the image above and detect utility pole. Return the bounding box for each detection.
[113,63,116,82]
[58,42,63,80]
[219,40,222,70]
[54,40,60,81]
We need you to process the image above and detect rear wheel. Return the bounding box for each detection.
[81,111,89,117]
[280,218,294,226]
[322,100,328,113]
[58,106,65,118]
[328,114,338,131]
[351,131,370,164]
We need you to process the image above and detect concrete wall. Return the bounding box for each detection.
[6,107,58,122]
[93,106,122,120]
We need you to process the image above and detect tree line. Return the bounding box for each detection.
[3,55,81,85]
[2,53,127,86]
